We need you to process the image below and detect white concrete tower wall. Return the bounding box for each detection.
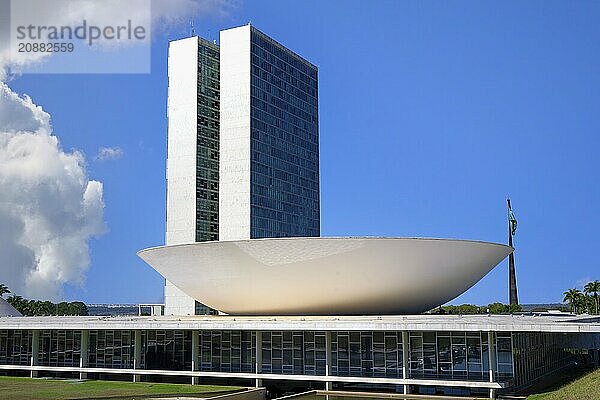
[164,36,199,315]
[219,25,252,241]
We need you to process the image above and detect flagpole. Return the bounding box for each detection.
[507,198,519,306]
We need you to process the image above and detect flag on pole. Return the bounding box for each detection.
[508,202,517,236]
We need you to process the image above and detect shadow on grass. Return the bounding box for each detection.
[517,362,595,396]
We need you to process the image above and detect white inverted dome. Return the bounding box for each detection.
[139,237,513,315]
[0,297,22,317]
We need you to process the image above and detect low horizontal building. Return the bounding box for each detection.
[1,314,598,398]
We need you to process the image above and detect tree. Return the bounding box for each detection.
[5,295,88,316]
[584,294,595,314]
[508,303,523,313]
[7,295,28,315]
[56,302,69,315]
[0,284,10,298]
[454,304,479,314]
[584,280,600,315]
[563,288,583,314]
[488,302,509,314]
[67,301,88,316]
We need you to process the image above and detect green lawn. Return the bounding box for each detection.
[0,376,244,400]
[527,367,600,400]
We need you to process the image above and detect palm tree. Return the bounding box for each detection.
[563,288,583,314]
[0,284,10,298]
[578,294,592,315]
[584,280,600,315]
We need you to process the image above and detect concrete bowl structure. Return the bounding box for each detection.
[138,237,513,315]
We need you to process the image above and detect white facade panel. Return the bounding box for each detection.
[164,282,196,315]
[166,36,198,245]
[165,36,199,315]
[219,25,252,241]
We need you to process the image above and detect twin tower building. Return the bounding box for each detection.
[165,25,321,314]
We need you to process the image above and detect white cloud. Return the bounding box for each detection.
[0,0,235,78]
[95,146,124,161]
[0,0,232,299]
[0,82,106,300]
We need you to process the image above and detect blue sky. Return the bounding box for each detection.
[8,1,600,305]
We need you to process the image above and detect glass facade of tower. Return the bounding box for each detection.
[249,27,320,238]
[195,38,220,242]
[193,38,220,315]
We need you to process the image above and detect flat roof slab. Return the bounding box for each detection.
[0,314,599,333]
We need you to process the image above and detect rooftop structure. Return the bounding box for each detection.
[140,237,512,315]
[2,314,599,333]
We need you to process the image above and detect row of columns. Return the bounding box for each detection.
[245,330,497,395]
[25,328,500,397]
[30,329,92,381]
[30,330,145,382]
